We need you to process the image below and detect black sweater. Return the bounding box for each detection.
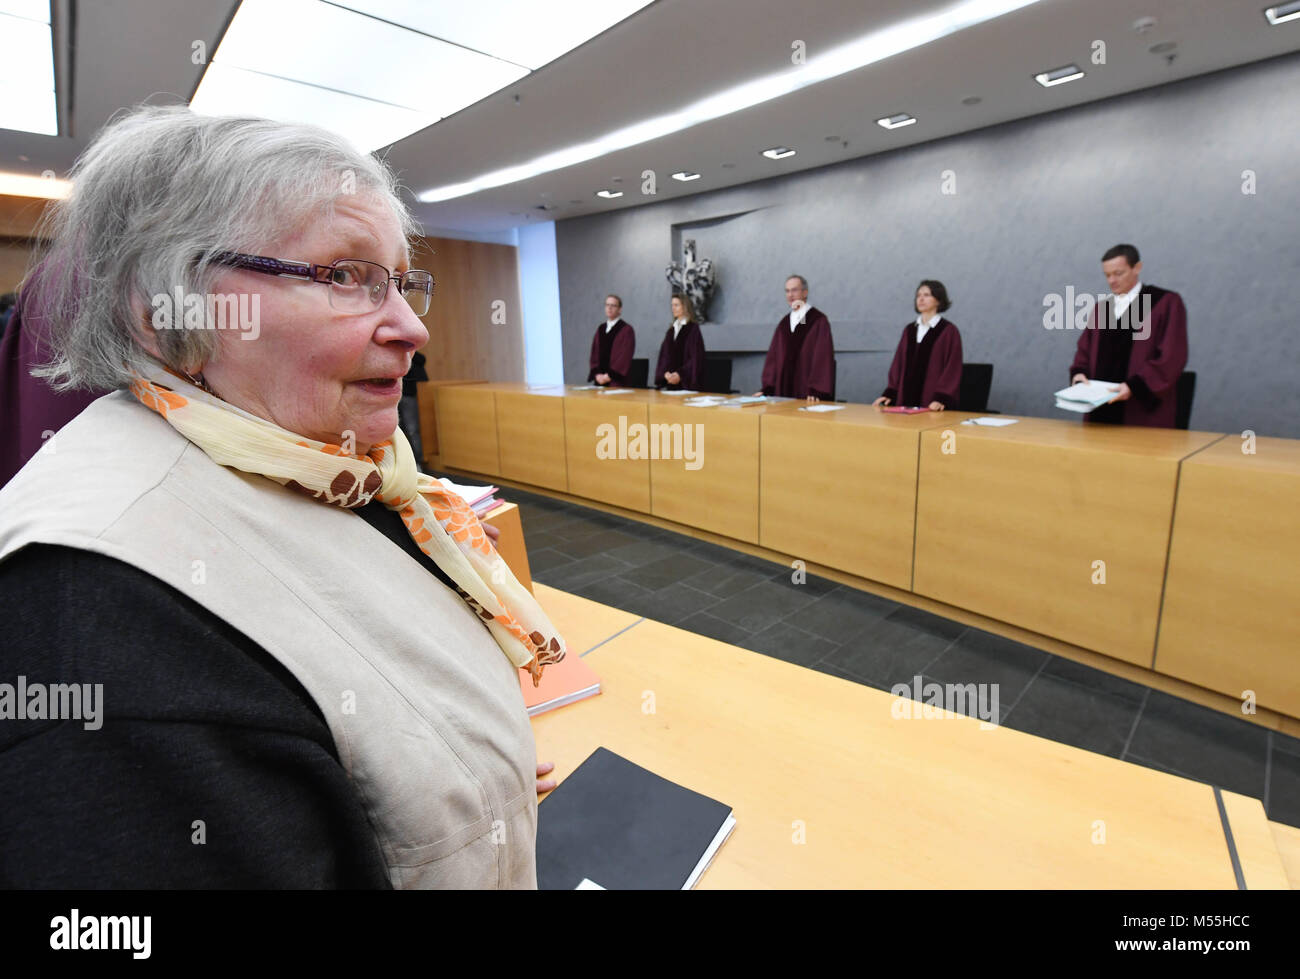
[0,502,462,889]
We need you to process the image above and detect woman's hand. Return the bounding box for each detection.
[1071,373,1088,385]
[537,761,556,795]
[665,371,680,386]
[1106,382,1132,404]
[482,521,500,543]
[872,396,891,407]
[595,373,610,385]
[928,401,945,412]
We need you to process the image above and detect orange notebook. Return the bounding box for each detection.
[520,654,602,717]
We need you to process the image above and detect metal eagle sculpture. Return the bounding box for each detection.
[665,238,716,321]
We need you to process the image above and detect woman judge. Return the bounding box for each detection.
[654,294,706,390]
[873,280,964,412]
[0,106,565,888]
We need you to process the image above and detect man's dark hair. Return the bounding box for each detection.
[1101,244,1140,266]
[915,279,951,314]
[605,294,623,307]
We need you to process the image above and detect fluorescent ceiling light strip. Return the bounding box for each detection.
[0,170,70,198]
[419,0,1042,201]
[1265,2,1300,24]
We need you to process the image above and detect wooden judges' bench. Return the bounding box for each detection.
[433,383,1300,725]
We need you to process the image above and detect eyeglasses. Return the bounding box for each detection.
[210,252,434,316]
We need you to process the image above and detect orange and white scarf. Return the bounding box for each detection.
[128,366,565,683]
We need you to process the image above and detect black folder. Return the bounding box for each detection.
[536,747,736,890]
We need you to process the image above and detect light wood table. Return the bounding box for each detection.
[563,387,655,513]
[760,405,977,589]
[529,584,1287,889]
[1156,435,1300,716]
[415,379,485,468]
[490,384,569,492]
[647,399,789,544]
[433,383,500,475]
[913,418,1220,666]
[481,501,533,594]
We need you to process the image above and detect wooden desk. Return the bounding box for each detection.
[530,584,1287,889]
[913,418,1220,666]
[433,384,500,475]
[563,388,654,513]
[647,400,778,544]
[760,405,976,589]
[1157,436,1300,716]
[490,384,569,492]
[481,501,533,594]
[416,379,485,467]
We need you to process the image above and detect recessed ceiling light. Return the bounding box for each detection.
[762,147,796,160]
[1265,2,1300,23]
[671,171,701,181]
[1035,64,1085,87]
[595,189,623,199]
[418,0,1047,201]
[876,113,917,130]
[961,95,982,106]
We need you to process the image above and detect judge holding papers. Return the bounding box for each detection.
[873,280,963,412]
[655,294,706,390]
[758,275,836,401]
[1068,244,1188,427]
[587,294,636,386]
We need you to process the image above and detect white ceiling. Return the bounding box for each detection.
[1,0,1297,234]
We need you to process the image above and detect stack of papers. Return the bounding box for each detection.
[658,389,699,396]
[1053,380,1119,414]
[437,477,499,517]
[682,396,728,407]
[598,388,634,395]
[799,404,846,413]
[520,654,601,717]
[882,406,929,414]
[962,416,1019,427]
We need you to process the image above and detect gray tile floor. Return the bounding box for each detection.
[498,483,1300,831]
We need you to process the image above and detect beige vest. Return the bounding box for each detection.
[0,391,538,888]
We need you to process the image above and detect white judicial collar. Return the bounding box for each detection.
[605,319,620,332]
[672,317,686,338]
[789,302,810,331]
[1113,281,1143,320]
[915,312,941,344]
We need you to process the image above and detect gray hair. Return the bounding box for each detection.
[29,104,418,392]
[785,274,808,291]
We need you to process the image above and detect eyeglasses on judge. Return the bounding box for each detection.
[209,252,435,316]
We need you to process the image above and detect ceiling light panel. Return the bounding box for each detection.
[191,62,437,152]
[204,0,526,121]
[334,0,655,70]
[0,5,55,136]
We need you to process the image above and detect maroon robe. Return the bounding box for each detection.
[587,319,635,385]
[881,318,964,409]
[760,306,835,399]
[654,320,705,390]
[1069,284,1188,428]
[1,270,105,488]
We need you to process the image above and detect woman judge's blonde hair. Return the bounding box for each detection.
[670,293,697,323]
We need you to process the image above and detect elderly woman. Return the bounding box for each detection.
[0,105,565,888]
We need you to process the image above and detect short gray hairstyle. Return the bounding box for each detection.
[30,104,418,392]
[785,274,808,291]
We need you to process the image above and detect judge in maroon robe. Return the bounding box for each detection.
[873,280,964,411]
[759,275,835,400]
[1,260,105,488]
[587,293,636,386]
[654,294,706,390]
[1069,244,1188,428]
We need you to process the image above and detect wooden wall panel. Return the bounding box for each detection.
[410,236,523,384]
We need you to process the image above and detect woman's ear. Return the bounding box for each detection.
[128,293,164,360]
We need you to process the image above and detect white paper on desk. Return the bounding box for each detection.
[962,416,1018,426]
[436,477,497,508]
[658,389,699,395]
[599,388,634,395]
[683,397,726,407]
[570,385,599,390]
[1052,380,1119,412]
[799,404,845,413]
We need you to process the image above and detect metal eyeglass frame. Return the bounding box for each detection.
[209,251,434,315]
